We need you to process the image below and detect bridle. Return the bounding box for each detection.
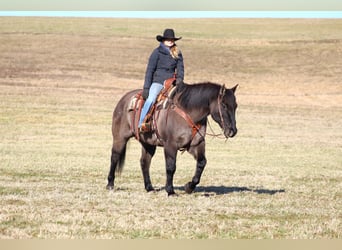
[217,91,227,135]
[171,90,228,139]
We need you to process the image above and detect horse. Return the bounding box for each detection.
[106,82,238,196]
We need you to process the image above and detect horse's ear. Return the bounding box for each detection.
[219,84,226,96]
[231,84,238,93]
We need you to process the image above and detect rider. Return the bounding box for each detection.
[138,28,184,132]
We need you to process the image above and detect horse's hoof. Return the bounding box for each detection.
[184,182,194,194]
[168,192,178,197]
[167,190,178,196]
[146,186,155,192]
[106,185,114,190]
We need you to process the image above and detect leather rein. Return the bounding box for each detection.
[171,105,202,139]
[168,91,226,139]
[134,89,226,141]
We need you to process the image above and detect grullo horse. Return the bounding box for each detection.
[107,82,238,195]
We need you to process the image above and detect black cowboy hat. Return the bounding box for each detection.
[156,29,182,42]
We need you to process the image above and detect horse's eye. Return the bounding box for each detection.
[222,103,228,110]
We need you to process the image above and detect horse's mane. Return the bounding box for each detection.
[177,82,221,110]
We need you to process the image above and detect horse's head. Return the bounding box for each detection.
[211,84,238,138]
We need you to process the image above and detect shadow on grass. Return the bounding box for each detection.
[175,186,285,196]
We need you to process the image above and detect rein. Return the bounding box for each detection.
[204,93,227,139]
[171,91,227,140]
[137,86,228,141]
[217,92,227,135]
[206,119,227,139]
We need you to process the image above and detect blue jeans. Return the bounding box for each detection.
[138,82,164,127]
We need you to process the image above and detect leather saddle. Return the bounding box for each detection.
[128,77,176,137]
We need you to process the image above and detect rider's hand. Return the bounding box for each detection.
[142,88,149,100]
[175,78,183,86]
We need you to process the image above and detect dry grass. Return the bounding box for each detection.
[0,17,341,239]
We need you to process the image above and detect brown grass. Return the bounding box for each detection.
[0,17,341,239]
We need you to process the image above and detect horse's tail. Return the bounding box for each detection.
[109,142,127,177]
[116,143,126,175]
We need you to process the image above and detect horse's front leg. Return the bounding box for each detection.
[140,143,156,192]
[185,140,207,194]
[164,144,178,196]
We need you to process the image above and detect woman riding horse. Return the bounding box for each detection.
[139,28,184,132]
[107,79,238,196]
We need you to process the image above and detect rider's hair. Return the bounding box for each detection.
[170,45,179,59]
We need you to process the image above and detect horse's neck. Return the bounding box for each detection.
[176,99,211,124]
[191,108,210,124]
[175,84,220,123]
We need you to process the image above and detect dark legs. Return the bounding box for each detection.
[107,140,156,192]
[140,143,156,192]
[164,144,178,196]
[108,140,207,195]
[184,141,207,194]
[163,140,206,195]
[106,147,118,190]
[106,140,128,190]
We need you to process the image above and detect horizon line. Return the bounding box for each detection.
[0,11,342,19]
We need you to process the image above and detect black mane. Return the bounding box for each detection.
[177,82,221,110]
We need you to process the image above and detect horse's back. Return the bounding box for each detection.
[115,89,140,109]
[112,89,141,137]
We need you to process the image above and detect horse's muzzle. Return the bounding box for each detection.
[225,127,237,138]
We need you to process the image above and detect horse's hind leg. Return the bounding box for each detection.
[107,147,117,190]
[140,143,156,192]
[106,139,127,190]
[185,141,207,194]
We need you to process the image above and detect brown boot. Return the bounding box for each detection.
[139,123,151,133]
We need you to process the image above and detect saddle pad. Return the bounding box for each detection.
[128,95,142,111]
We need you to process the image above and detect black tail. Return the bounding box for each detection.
[115,144,127,175]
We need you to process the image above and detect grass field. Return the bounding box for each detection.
[0,17,341,239]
